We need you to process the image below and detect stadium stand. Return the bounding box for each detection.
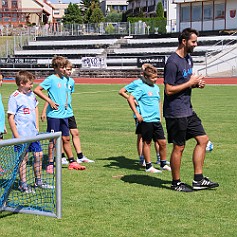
[1,31,237,78]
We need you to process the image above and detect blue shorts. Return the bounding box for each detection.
[14,141,42,153]
[47,117,70,136]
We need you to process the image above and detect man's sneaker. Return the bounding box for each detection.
[46,164,54,174]
[161,164,171,171]
[35,182,55,189]
[77,156,94,163]
[171,182,193,192]
[192,177,219,190]
[62,157,69,165]
[68,162,86,170]
[145,166,162,173]
[18,184,36,194]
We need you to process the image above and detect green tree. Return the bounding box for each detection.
[156,2,164,18]
[63,3,83,24]
[90,7,105,23]
[105,11,122,22]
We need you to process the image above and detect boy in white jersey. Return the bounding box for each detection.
[7,71,53,193]
[127,64,169,173]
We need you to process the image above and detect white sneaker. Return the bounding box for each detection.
[77,156,95,163]
[62,157,69,165]
[145,166,162,173]
[161,164,171,171]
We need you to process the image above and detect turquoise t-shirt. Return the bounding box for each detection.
[40,74,69,119]
[0,94,5,133]
[65,76,75,118]
[132,83,161,123]
[125,78,143,118]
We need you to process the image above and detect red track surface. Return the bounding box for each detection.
[5,77,237,85]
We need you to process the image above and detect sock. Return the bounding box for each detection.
[77,152,83,159]
[172,179,181,186]
[139,155,144,162]
[160,160,166,168]
[145,162,152,170]
[35,178,42,185]
[68,157,75,163]
[61,153,65,158]
[194,174,204,182]
[157,154,160,161]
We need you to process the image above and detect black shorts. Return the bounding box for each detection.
[165,112,206,146]
[68,116,78,129]
[134,118,142,134]
[140,121,165,142]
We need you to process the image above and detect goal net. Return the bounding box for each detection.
[0,132,62,218]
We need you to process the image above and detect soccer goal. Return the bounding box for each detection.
[0,132,62,218]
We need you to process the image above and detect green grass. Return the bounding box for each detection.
[0,83,237,237]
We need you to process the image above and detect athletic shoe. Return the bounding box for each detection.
[18,184,35,194]
[192,177,219,190]
[145,166,162,173]
[160,164,171,171]
[77,156,94,163]
[0,166,5,176]
[62,157,69,165]
[46,164,54,174]
[35,182,55,189]
[141,160,146,167]
[171,182,193,192]
[68,162,86,170]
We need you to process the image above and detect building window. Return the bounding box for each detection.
[192,4,202,21]
[215,3,225,19]
[181,5,190,22]
[203,3,213,20]
[2,0,7,7]
[12,1,18,8]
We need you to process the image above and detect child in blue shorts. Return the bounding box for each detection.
[7,71,53,193]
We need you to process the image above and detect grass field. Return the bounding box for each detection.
[0,83,237,237]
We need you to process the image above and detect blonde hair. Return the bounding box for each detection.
[15,70,35,86]
[51,56,67,69]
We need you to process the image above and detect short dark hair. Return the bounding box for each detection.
[178,28,199,44]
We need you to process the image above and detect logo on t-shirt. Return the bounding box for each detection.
[23,108,30,114]
[183,68,192,78]
[148,91,153,96]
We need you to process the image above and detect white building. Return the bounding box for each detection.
[127,0,177,32]
[100,0,128,15]
[174,0,237,32]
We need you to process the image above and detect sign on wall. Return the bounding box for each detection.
[81,57,107,69]
[137,56,168,68]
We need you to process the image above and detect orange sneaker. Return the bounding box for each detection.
[46,164,54,174]
[68,162,86,170]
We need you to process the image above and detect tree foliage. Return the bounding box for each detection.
[156,2,164,18]
[105,11,123,23]
[62,3,83,24]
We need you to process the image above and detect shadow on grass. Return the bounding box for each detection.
[101,156,142,171]
[121,174,172,189]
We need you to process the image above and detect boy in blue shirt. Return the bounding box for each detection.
[127,64,170,173]
[34,56,86,172]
